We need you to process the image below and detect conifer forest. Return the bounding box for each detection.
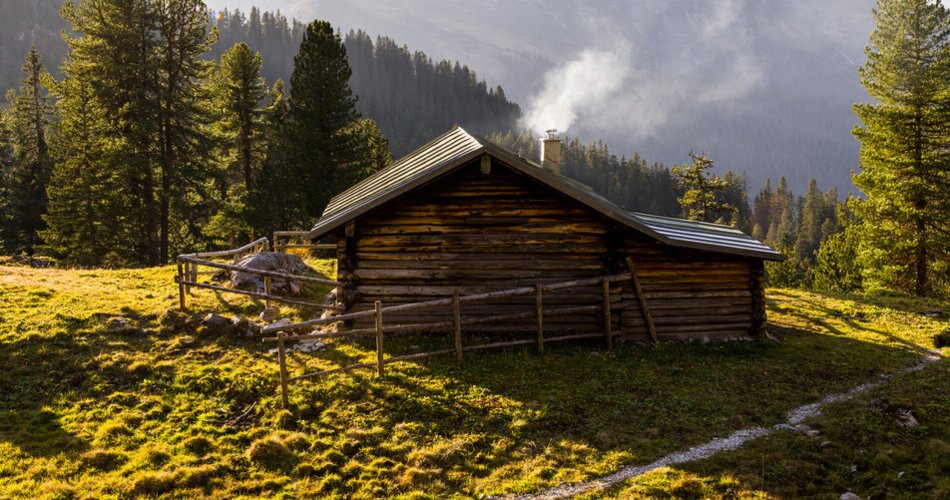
[0,0,947,299]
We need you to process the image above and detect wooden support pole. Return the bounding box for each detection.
[264,275,272,309]
[189,261,198,289]
[625,256,657,343]
[536,283,544,354]
[277,332,289,409]
[176,260,186,309]
[375,300,385,376]
[453,290,463,364]
[602,278,613,351]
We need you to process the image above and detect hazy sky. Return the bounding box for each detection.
[204,1,877,190]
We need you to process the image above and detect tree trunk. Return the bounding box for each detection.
[915,209,928,296]
[143,167,160,266]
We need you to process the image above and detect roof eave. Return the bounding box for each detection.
[307,146,488,240]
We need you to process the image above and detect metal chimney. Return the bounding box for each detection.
[541,129,561,175]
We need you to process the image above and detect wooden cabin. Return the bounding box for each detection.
[306,126,784,342]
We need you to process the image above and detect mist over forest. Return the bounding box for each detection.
[2,0,875,192]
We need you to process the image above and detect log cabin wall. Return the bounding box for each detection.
[621,233,757,341]
[335,157,760,340]
[339,159,617,333]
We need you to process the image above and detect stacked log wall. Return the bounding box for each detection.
[620,235,756,341]
[336,157,760,340]
[343,160,615,333]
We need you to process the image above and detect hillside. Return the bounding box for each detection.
[0,1,521,158]
[208,0,876,193]
[0,261,946,497]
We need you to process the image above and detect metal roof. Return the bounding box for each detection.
[309,126,785,261]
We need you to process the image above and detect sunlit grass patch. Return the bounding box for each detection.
[0,262,945,498]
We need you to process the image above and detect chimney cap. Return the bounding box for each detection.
[545,129,559,140]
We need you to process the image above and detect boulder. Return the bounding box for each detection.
[229,315,262,337]
[202,313,230,328]
[105,316,142,335]
[259,307,280,323]
[840,492,861,500]
[216,252,316,296]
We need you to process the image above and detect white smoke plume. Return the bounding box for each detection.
[523,44,631,135]
[522,0,764,139]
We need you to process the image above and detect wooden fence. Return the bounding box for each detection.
[262,272,652,408]
[272,231,336,253]
[175,237,343,311]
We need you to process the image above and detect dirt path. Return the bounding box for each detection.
[512,352,943,500]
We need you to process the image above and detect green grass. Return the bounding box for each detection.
[0,260,946,498]
[586,354,950,499]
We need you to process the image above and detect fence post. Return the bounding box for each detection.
[277,332,290,409]
[453,290,462,364]
[535,284,544,354]
[264,275,272,309]
[189,261,198,289]
[602,278,613,351]
[375,301,385,376]
[176,259,186,310]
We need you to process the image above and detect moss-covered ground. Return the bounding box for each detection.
[0,260,945,498]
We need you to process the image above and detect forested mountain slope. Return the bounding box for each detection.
[0,2,521,158]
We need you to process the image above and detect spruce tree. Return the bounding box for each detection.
[752,178,773,241]
[62,0,162,264]
[248,80,306,235]
[213,42,267,190]
[671,153,735,223]
[1,47,54,255]
[154,0,217,264]
[60,0,216,265]
[286,19,360,218]
[43,73,135,265]
[853,0,950,295]
[794,179,825,261]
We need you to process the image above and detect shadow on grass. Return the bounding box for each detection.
[276,320,929,496]
[0,323,160,457]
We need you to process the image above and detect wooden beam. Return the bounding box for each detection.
[374,300,384,376]
[453,290,462,364]
[277,333,290,409]
[536,283,544,354]
[625,256,657,343]
[177,256,341,286]
[174,278,344,310]
[602,278,613,350]
[176,260,186,309]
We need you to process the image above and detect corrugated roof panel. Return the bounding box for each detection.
[322,126,483,218]
[629,212,784,259]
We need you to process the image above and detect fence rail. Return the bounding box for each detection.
[175,237,342,312]
[262,272,641,408]
[272,231,336,253]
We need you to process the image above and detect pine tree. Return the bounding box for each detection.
[212,42,267,190]
[752,178,773,241]
[853,0,950,295]
[60,0,216,265]
[204,42,268,247]
[342,119,392,182]
[1,47,54,255]
[43,73,135,265]
[248,79,306,235]
[794,179,825,260]
[62,0,162,264]
[155,0,217,263]
[286,19,360,219]
[671,153,736,223]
